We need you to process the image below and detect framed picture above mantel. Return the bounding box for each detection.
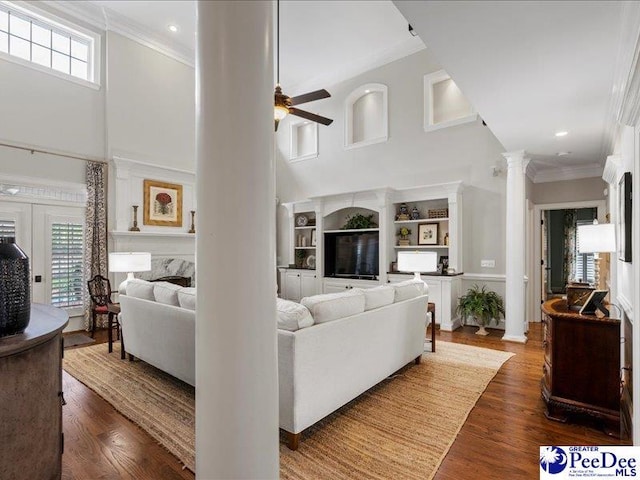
[143,179,183,227]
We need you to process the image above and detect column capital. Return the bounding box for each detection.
[502,149,529,165]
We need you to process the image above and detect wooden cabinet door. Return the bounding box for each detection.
[284,271,302,302]
[300,272,317,299]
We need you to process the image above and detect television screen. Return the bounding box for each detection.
[324,232,379,278]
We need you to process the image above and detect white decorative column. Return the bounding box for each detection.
[195,2,279,479]
[503,150,529,343]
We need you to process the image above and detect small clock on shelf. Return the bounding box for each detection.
[296,215,308,227]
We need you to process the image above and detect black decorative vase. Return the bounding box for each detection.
[0,237,30,337]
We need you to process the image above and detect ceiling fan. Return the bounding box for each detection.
[274,0,333,132]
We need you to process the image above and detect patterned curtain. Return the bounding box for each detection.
[562,209,577,287]
[84,161,108,330]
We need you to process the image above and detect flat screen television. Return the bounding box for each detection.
[324,231,379,279]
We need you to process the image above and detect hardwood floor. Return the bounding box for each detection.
[62,325,629,479]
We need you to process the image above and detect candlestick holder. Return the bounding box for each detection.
[129,205,140,232]
[188,210,196,234]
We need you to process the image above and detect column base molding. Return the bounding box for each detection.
[502,334,528,344]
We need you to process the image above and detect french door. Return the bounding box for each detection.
[0,201,85,316]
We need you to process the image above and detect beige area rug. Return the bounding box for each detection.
[63,341,514,478]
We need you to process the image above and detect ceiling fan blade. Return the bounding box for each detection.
[289,108,333,126]
[289,89,331,106]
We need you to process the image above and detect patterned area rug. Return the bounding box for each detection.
[63,341,513,477]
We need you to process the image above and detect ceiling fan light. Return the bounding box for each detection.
[274,105,289,121]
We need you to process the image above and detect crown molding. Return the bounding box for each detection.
[42,0,194,68]
[531,162,604,184]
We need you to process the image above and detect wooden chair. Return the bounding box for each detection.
[87,275,119,340]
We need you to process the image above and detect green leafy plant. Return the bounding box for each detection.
[342,213,377,230]
[398,227,411,238]
[295,250,306,268]
[456,284,505,327]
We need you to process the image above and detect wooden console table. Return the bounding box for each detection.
[0,304,68,479]
[541,298,620,436]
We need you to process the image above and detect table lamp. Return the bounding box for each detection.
[577,222,616,289]
[397,251,438,281]
[109,252,152,294]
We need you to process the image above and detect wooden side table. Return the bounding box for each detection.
[107,303,121,355]
[427,302,436,352]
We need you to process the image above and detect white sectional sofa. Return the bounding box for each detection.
[119,278,428,450]
[277,282,428,449]
[119,279,196,386]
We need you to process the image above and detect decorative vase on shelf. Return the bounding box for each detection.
[0,237,31,337]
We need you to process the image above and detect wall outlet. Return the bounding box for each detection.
[481,259,495,268]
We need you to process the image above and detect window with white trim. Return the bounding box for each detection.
[50,221,84,308]
[0,2,97,83]
[575,219,595,284]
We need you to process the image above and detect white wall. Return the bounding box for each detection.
[275,49,507,275]
[106,32,195,170]
[530,177,607,204]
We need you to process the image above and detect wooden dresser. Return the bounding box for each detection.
[541,298,620,436]
[0,304,68,479]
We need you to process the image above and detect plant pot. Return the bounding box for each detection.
[398,238,410,246]
[475,325,489,336]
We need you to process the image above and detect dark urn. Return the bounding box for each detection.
[0,237,31,337]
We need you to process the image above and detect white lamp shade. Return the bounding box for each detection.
[397,251,438,273]
[577,223,616,253]
[109,252,152,272]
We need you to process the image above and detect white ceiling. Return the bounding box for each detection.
[394,0,631,177]
[72,1,633,179]
[87,0,423,95]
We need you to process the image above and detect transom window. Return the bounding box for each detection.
[0,2,96,83]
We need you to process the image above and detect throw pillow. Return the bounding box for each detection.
[356,285,395,311]
[393,279,427,302]
[178,288,196,310]
[153,282,182,306]
[301,290,365,324]
[276,298,314,331]
[126,279,155,300]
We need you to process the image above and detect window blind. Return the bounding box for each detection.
[0,219,16,238]
[575,220,595,283]
[50,222,84,307]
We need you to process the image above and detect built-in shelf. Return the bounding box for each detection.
[394,218,449,224]
[394,245,449,249]
[294,226,316,230]
[324,228,379,233]
[294,246,316,250]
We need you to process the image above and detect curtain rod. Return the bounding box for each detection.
[0,140,108,164]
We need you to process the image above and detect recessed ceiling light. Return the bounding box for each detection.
[168,25,178,33]
[365,89,370,93]
[555,131,568,137]
[557,151,571,156]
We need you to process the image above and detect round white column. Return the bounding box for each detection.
[195,2,278,478]
[503,150,528,343]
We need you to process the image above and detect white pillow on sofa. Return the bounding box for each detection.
[301,290,365,324]
[393,279,427,302]
[126,279,155,300]
[153,282,182,306]
[356,285,395,311]
[178,287,196,310]
[276,298,314,331]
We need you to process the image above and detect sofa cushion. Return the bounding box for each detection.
[276,298,314,331]
[393,279,427,302]
[153,282,182,306]
[357,285,395,311]
[178,287,196,310]
[126,279,155,300]
[301,290,365,324]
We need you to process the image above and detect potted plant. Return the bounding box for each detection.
[342,213,377,230]
[456,284,505,336]
[397,227,411,246]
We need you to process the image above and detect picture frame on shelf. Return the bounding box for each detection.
[618,172,632,262]
[311,229,317,246]
[438,255,449,274]
[143,179,183,227]
[418,223,438,245]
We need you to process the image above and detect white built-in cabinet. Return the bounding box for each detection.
[279,182,464,330]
